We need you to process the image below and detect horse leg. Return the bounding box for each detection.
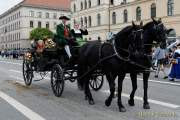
[128,73,137,106]
[117,73,126,112]
[77,64,85,91]
[105,72,116,107]
[84,76,95,105]
[143,72,150,109]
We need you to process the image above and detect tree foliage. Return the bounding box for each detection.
[30,28,54,40]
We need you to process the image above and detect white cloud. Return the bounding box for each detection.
[0,0,23,15]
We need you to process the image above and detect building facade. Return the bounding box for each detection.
[0,0,70,50]
[71,0,180,41]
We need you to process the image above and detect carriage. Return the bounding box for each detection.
[22,41,104,97]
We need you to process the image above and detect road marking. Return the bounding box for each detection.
[0,91,46,120]
[125,77,180,86]
[0,61,21,65]
[103,90,180,109]
[9,69,21,74]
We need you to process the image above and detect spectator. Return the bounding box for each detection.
[168,44,180,81]
[153,45,168,79]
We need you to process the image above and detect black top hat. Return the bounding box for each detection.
[59,16,70,20]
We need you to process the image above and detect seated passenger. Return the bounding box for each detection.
[71,22,88,47]
[30,39,45,55]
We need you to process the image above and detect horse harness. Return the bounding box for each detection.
[77,29,153,80]
[98,28,154,71]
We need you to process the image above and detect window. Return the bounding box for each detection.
[37,12,42,18]
[88,16,92,27]
[89,0,91,8]
[151,3,156,18]
[18,12,20,18]
[81,17,83,27]
[30,21,33,28]
[54,22,57,29]
[98,36,101,41]
[53,13,57,19]
[46,22,49,29]
[110,0,114,5]
[85,0,87,9]
[46,13,49,18]
[29,11,34,17]
[73,19,76,26]
[19,21,20,28]
[38,21,41,28]
[97,0,100,5]
[19,33,20,40]
[124,9,128,23]
[81,2,83,10]
[97,13,101,26]
[136,7,141,21]
[73,4,76,12]
[112,12,116,24]
[84,17,87,26]
[167,0,174,16]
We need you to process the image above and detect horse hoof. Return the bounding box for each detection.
[89,100,95,105]
[105,99,111,107]
[128,99,135,106]
[119,107,126,112]
[143,103,150,109]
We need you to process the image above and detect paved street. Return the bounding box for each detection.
[0,58,180,120]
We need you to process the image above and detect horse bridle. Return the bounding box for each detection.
[112,28,146,61]
[144,23,166,47]
[111,28,157,70]
[154,23,167,47]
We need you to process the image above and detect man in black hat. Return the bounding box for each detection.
[55,16,72,58]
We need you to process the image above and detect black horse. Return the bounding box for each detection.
[77,22,145,112]
[104,18,171,112]
[127,18,172,109]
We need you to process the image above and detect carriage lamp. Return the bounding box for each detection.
[45,39,56,48]
[24,52,32,61]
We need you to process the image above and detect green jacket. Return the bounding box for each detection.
[55,23,71,46]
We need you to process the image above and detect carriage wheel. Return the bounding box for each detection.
[89,75,104,91]
[22,58,33,86]
[51,64,64,97]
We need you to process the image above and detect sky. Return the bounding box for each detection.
[0,0,23,15]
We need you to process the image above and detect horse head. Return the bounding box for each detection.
[114,21,144,59]
[143,18,167,49]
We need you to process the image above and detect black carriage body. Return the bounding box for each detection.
[23,46,104,97]
[30,48,64,72]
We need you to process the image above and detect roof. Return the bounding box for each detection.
[22,0,70,11]
[0,0,70,18]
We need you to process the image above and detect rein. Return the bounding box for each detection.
[112,40,151,70]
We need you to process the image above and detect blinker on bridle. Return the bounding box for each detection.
[132,29,144,41]
[154,22,166,47]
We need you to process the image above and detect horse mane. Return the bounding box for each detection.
[143,21,154,30]
[116,26,133,36]
[115,26,133,42]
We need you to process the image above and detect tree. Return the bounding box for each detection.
[30,28,54,40]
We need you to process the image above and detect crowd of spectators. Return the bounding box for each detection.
[0,49,28,59]
[153,39,180,81]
